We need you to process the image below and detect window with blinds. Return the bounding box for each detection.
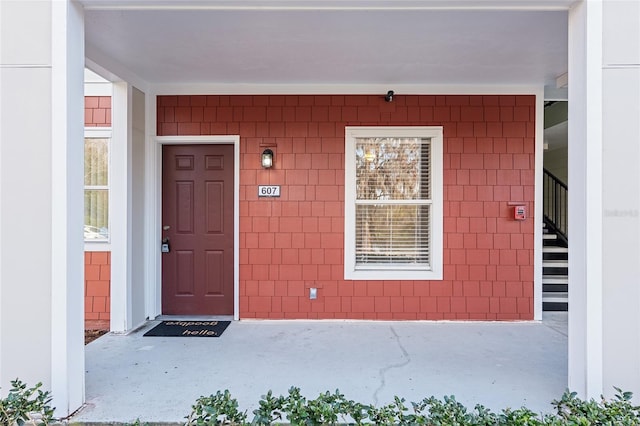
[84,131,110,241]
[345,127,443,280]
[355,137,431,266]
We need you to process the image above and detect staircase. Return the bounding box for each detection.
[543,223,568,311]
[542,169,568,312]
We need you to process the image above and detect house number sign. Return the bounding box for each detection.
[258,185,281,197]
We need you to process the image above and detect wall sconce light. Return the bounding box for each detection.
[261,148,274,168]
[385,90,394,102]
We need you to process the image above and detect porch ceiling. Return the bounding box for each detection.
[81,1,568,90]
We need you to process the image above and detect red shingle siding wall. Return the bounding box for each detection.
[85,96,112,127]
[157,94,535,320]
[84,252,111,330]
[84,95,111,330]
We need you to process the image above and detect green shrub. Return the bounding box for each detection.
[5,378,639,425]
[186,390,248,425]
[549,387,640,425]
[184,388,640,426]
[0,379,54,426]
[252,389,286,425]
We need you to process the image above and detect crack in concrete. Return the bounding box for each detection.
[372,326,411,406]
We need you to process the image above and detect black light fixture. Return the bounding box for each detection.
[261,148,274,168]
[385,90,394,102]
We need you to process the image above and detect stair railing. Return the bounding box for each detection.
[543,168,568,245]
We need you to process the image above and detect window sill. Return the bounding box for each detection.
[84,241,111,252]
[344,268,442,281]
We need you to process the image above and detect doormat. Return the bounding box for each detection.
[143,320,230,337]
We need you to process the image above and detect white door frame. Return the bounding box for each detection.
[146,135,240,320]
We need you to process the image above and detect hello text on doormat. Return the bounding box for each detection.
[143,320,230,337]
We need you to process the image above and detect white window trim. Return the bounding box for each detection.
[84,127,112,249]
[85,127,111,138]
[344,126,443,280]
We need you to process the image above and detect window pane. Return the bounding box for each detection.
[355,137,430,201]
[84,189,109,240]
[84,138,109,186]
[355,204,430,266]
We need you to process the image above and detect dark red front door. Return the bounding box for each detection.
[162,144,234,315]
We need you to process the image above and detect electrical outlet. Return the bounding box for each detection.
[309,287,317,299]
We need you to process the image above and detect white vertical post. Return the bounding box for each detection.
[567,0,603,399]
[110,82,133,332]
[50,0,86,416]
[533,89,544,321]
[145,93,161,319]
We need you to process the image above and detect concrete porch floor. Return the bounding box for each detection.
[71,313,567,424]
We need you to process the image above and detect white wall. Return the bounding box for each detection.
[0,0,54,390]
[132,87,146,327]
[110,82,132,332]
[0,0,85,416]
[544,147,568,185]
[601,0,640,400]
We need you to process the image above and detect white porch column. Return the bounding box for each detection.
[110,82,134,332]
[567,0,604,399]
[51,0,85,416]
[568,0,640,400]
[110,82,147,333]
[0,0,85,417]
